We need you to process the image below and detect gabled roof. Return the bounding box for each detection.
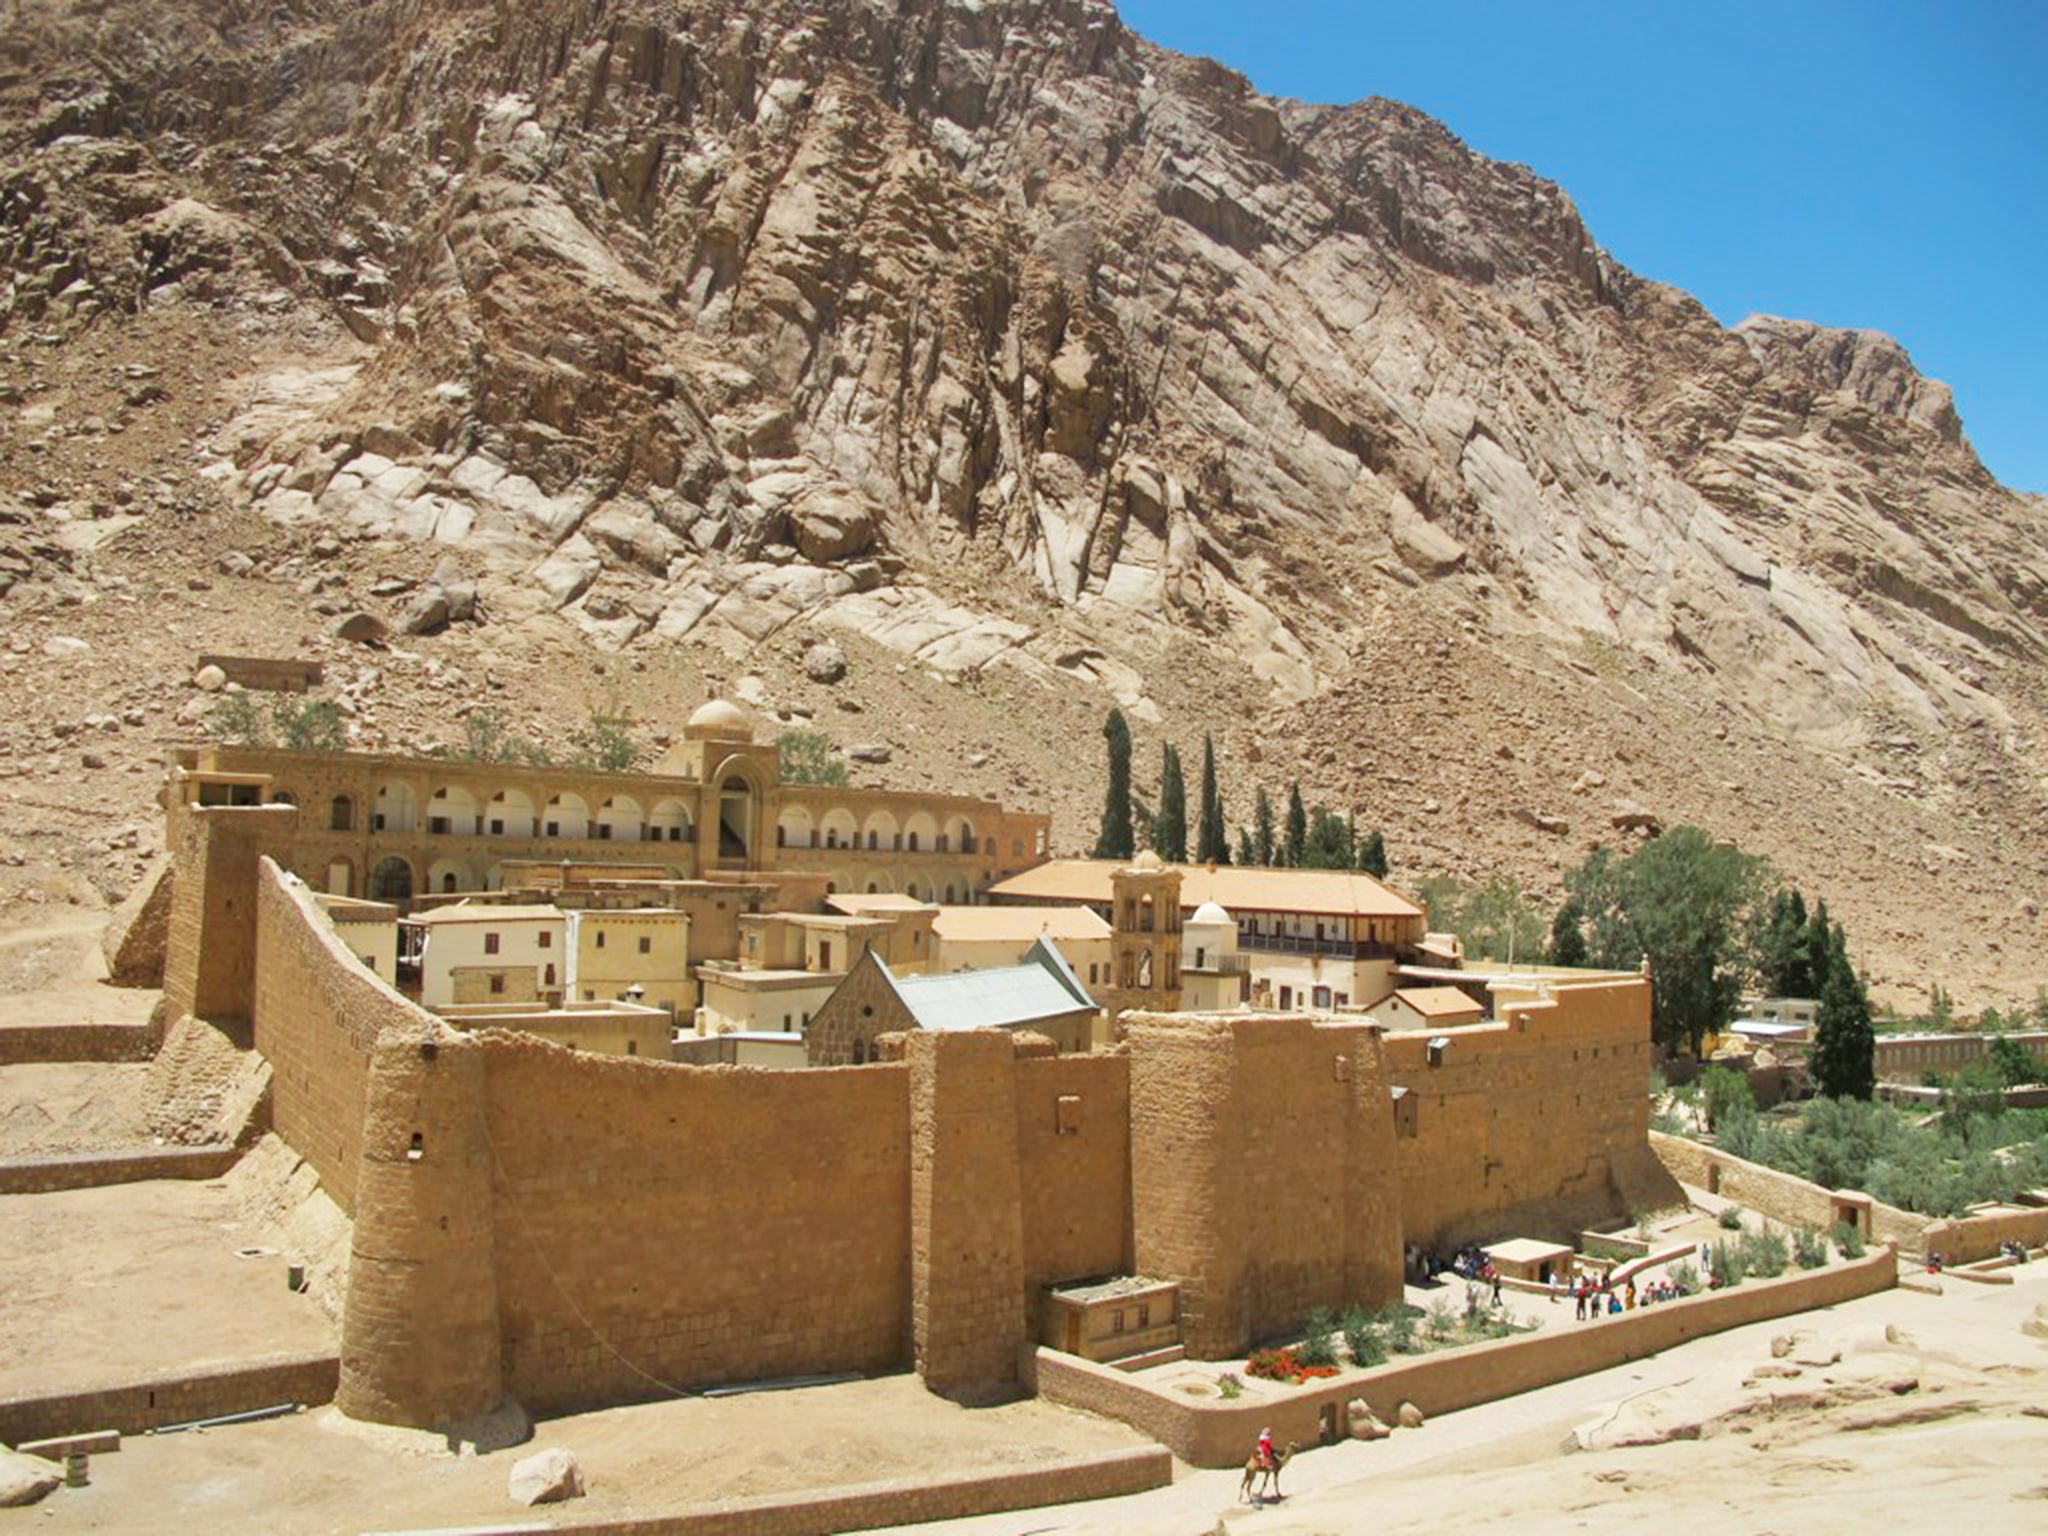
[988,860,1423,920]
[930,905,1111,944]
[877,936,1096,1033]
[410,902,565,925]
[1392,986,1485,1018]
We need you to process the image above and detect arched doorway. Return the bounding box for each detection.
[369,856,414,902]
[718,775,753,862]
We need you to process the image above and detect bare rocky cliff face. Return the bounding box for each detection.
[0,0,2042,1004]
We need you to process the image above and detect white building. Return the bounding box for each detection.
[411,902,568,1010]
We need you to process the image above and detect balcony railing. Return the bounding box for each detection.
[1235,932,1396,962]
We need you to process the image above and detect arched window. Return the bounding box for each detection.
[369,857,414,901]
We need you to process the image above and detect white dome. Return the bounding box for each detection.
[1131,849,1166,871]
[685,699,754,742]
[1189,901,1233,926]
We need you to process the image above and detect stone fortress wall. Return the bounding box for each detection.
[180,804,1666,1432]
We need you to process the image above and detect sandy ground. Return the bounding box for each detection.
[21,1375,1150,1534]
[0,911,156,1024]
[0,1179,336,1397]
[0,1060,154,1157]
[877,1263,2048,1536]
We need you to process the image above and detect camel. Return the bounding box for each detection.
[1239,1440,1299,1503]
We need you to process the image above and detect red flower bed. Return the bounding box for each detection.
[1246,1347,1341,1385]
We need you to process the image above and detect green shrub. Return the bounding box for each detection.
[1702,1064,1756,1130]
[1717,1206,1744,1230]
[1793,1227,1829,1269]
[1712,1237,1748,1286]
[1425,1297,1456,1341]
[1670,1261,1700,1295]
[1832,1220,1865,1259]
[1340,1306,1385,1368]
[1741,1228,1789,1278]
[777,727,848,786]
[1298,1306,1339,1367]
[1217,1373,1242,1400]
[1381,1302,1418,1353]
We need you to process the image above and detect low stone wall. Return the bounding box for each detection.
[358,1446,1170,1536]
[1923,1206,2048,1267]
[0,1020,160,1065]
[0,1145,240,1195]
[1649,1129,2046,1261]
[1033,1245,1897,1466]
[0,1351,339,1445]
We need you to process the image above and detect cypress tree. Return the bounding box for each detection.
[1284,781,1308,868]
[1092,708,1135,860]
[1800,898,1834,998]
[1154,744,1187,862]
[1236,827,1255,866]
[1547,896,1589,967]
[1196,734,1229,864]
[1253,789,1276,867]
[1811,934,1875,1100]
[1358,829,1388,879]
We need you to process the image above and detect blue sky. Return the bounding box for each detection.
[1114,1,2047,494]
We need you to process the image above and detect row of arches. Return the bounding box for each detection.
[773,806,979,854]
[353,859,973,905]
[351,784,697,844]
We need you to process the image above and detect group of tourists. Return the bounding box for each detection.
[1407,1242,1495,1285]
[1569,1273,1682,1319]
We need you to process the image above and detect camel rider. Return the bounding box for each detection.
[1257,1426,1276,1471]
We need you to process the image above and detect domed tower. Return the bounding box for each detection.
[1104,851,1183,1032]
[1182,900,1249,1011]
[666,699,776,870]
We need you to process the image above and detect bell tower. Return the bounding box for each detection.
[1105,851,1183,1031]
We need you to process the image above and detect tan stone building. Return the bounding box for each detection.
[991,858,1431,1012]
[1367,984,1486,1032]
[927,904,1114,996]
[166,698,1049,905]
[572,908,692,1019]
[806,937,1098,1064]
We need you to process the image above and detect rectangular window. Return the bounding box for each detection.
[1112,1309,1126,1334]
[484,933,500,955]
[820,941,833,971]
[489,974,504,995]
[489,818,504,835]
[545,820,559,837]
[538,931,551,949]
[638,935,651,955]
[596,931,607,949]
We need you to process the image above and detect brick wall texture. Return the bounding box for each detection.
[1383,979,1675,1247]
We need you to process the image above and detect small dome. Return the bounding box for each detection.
[1189,901,1233,926]
[1131,849,1165,871]
[684,698,754,742]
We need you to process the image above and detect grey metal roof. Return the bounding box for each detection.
[883,936,1095,1033]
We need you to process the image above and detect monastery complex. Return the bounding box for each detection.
[150,700,1678,1434]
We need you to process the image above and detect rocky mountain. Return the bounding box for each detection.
[0,0,2042,1008]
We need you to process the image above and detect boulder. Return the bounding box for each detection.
[1345,1399,1390,1440]
[786,489,876,563]
[193,663,227,692]
[847,743,892,764]
[803,640,848,683]
[333,611,389,646]
[43,636,89,659]
[1396,1401,1426,1429]
[508,1447,584,1507]
[217,550,256,577]
[0,1448,62,1507]
[399,591,450,636]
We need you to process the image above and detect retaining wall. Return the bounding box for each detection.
[0,1145,239,1195]
[0,1020,160,1065]
[1033,1244,1897,1466]
[0,1351,339,1446]
[359,1446,1171,1536]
